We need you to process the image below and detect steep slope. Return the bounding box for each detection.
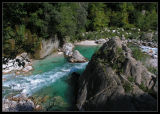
[76,36,157,111]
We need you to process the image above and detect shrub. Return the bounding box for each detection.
[139,82,147,92]
[123,82,133,93]
[127,43,148,62]
[128,76,134,83]
[147,66,158,75]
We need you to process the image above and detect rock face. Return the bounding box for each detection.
[38,36,59,59]
[62,43,74,57]
[69,50,88,63]
[76,37,157,111]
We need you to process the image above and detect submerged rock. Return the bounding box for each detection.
[52,96,69,108]
[76,37,157,111]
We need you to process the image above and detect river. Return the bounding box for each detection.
[2,44,157,111]
[2,45,101,111]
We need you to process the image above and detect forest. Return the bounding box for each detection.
[3,2,158,58]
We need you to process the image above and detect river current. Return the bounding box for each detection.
[2,44,157,111]
[2,45,101,111]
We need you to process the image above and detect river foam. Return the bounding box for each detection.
[3,62,88,97]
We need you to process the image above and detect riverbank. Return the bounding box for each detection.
[74,40,98,46]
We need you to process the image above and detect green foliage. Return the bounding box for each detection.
[147,66,158,75]
[112,47,125,73]
[94,46,125,73]
[88,3,110,31]
[128,76,134,83]
[135,10,157,31]
[3,3,158,58]
[123,82,133,93]
[56,4,76,39]
[139,82,147,92]
[109,11,123,27]
[127,43,148,61]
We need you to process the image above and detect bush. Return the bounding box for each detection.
[123,82,133,93]
[147,66,158,75]
[127,43,146,61]
[128,76,134,83]
[86,32,96,40]
[139,82,147,92]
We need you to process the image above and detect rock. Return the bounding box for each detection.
[62,43,74,57]
[58,52,63,55]
[121,35,125,40]
[16,71,20,75]
[142,41,148,46]
[58,49,61,52]
[34,35,60,59]
[20,52,28,58]
[142,32,153,42]
[141,10,146,15]
[35,105,42,111]
[148,49,153,53]
[3,94,35,112]
[3,52,33,74]
[153,80,158,93]
[137,40,141,45]
[112,30,116,33]
[3,78,7,81]
[105,38,109,42]
[95,39,106,44]
[22,66,33,72]
[76,37,157,111]
[52,96,69,109]
[69,50,87,63]
[108,36,122,48]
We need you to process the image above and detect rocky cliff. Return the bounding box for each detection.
[76,36,157,111]
[34,35,60,59]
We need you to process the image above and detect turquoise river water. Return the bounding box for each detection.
[2,45,101,111]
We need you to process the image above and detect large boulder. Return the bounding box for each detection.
[76,37,157,111]
[69,50,87,63]
[62,43,74,57]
